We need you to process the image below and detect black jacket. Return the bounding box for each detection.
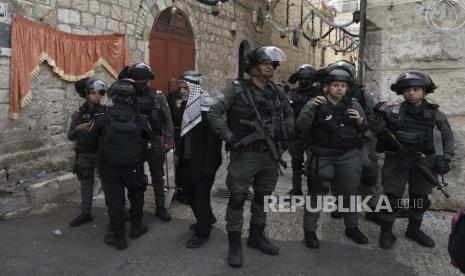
[176,111,222,181]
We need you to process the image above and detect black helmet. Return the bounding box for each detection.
[75,77,91,98]
[288,65,316,84]
[85,78,107,96]
[245,46,287,72]
[298,67,315,80]
[325,68,353,85]
[118,65,130,80]
[391,71,436,95]
[327,60,356,78]
[108,79,136,104]
[128,63,155,81]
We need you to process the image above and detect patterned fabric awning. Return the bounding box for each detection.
[8,15,129,120]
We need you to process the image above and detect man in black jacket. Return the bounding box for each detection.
[176,71,223,248]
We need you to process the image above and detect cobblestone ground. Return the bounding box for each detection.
[0,152,461,275]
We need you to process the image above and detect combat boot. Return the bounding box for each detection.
[104,232,128,250]
[69,213,93,227]
[247,224,279,255]
[304,230,320,249]
[227,231,243,267]
[405,219,435,247]
[379,220,396,249]
[155,206,172,222]
[345,227,369,244]
[130,223,148,239]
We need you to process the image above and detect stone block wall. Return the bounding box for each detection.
[0,0,345,216]
[364,0,465,210]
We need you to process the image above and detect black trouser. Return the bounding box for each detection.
[100,162,146,238]
[145,135,165,208]
[182,158,216,237]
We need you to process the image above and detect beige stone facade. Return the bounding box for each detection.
[0,0,349,216]
[364,0,465,210]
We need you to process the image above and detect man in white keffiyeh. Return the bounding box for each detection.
[180,71,210,137]
[176,71,223,249]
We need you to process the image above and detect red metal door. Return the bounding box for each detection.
[149,8,195,95]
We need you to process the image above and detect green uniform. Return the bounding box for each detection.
[208,79,293,232]
[297,96,367,231]
[375,101,454,222]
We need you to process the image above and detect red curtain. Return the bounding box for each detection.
[9,15,129,120]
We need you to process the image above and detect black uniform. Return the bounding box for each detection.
[92,102,149,248]
[134,85,173,213]
[288,85,323,194]
[166,88,185,198]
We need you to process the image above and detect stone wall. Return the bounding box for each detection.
[364,0,465,210]
[0,0,346,216]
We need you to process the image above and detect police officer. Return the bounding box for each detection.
[68,78,107,227]
[208,46,294,267]
[325,60,385,220]
[128,63,174,221]
[91,79,149,250]
[287,64,323,196]
[297,67,369,249]
[371,72,454,249]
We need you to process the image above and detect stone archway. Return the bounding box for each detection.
[238,40,252,80]
[149,7,195,94]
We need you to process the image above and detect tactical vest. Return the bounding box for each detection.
[228,80,288,142]
[289,87,323,120]
[100,106,144,166]
[308,97,362,149]
[386,102,437,154]
[134,87,162,132]
[75,103,107,153]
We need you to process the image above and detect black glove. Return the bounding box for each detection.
[433,156,451,175]
[226,136,242,149]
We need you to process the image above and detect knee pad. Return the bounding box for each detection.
[409,194,430,213]
[228,193,248,210]
[252,191,273,207]
[361,165,377,187]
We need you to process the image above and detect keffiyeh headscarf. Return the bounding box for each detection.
[180,72,220,137]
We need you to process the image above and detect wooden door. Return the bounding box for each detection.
[149,8,195,95]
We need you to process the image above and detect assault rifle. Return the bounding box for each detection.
[239,84,287,172]
[377,128,450,198]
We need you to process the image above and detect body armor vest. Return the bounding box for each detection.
[135,87,162,132]
[75,103,107,153]
[228,80,287,142]
[309,97,362,149]
[386,102,437,154]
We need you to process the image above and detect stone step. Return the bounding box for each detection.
[25,171,79,208]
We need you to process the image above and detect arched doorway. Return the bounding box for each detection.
[149,7,195,94]
[238,40,251,79]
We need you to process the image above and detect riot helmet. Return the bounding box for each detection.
[325,68,353,85]
[128,63,155,81]
[244,46,287,72]
[85,78,107,96]
[390,71,436,95]
[108,79,136,104]
[327,60,356,78]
